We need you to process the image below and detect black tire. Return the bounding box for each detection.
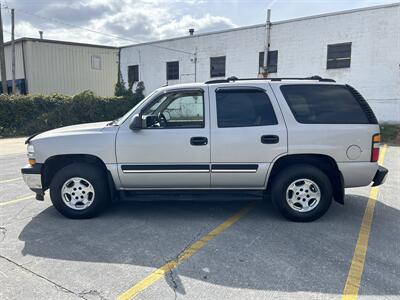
[50,163,109,219]
[271,164,333,222]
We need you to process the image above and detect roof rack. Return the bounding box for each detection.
[205,75,335,84]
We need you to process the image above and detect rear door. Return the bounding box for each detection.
[209,83,288,188]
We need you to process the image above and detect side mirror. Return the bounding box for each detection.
[129,114,142,130]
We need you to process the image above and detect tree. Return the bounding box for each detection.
[135,81,145,99]
[114,69,127,97]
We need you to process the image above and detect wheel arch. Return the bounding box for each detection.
[267,154,344,204]
[42,154,116,199]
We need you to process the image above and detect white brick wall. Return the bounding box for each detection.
[120,3,400,123]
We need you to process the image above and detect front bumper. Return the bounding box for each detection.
[372,166,388,187]
[21,164,44,197]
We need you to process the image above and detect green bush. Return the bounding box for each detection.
[0,87,145,138]
[380,124,400,145]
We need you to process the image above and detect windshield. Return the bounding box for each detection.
[116,90,158,125]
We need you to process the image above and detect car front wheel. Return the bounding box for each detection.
[50,163,109,219]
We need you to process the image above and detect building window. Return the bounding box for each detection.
[259,50,278,73]
[128,65,139,84]
[327,43,351,69]
[166,61,179,80]
[210,56,226,77]
[91,55,101,70]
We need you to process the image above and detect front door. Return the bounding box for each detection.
[209,83,288,188]
[116,89,210,189]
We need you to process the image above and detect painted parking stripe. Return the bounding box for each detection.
[0,194,35,206]
[0,177,21,184]
[117,202,256,300]
[342,144,388,300]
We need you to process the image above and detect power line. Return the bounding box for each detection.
[3,28,22,38]
[2,4,195,55]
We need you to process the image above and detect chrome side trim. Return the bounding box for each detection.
[122,169,210,173]
[211,169,257,173]
[121,164,259,174]
[211,164,259,173]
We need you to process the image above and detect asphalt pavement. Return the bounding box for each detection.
[0,142,399,300]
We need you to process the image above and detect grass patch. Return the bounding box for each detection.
[380,124,400,145]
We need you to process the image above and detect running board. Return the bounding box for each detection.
[118,190,264,202]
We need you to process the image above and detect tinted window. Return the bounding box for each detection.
[216,89,277,128]
[128,65,139,84]
[280,84,369,124]
[210,56,226,77]
[166,61,179,80]
[259,50,278,73]
[327,43,351,69]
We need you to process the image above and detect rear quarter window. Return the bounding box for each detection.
[280,84,373,124]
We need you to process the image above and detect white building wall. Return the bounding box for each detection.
[120,3,400,122]
[270,4,400,123]
[120,25,266,94]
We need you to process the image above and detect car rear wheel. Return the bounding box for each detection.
[271,164,333,222]
[50,163,109,219]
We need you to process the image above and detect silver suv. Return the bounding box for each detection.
[21,76,388,222]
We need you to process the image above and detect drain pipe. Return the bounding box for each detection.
[262,9,271,78]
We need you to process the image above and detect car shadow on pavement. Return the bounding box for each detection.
[18,195,400,297]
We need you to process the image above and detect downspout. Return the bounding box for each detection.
[262,9,271,78]
[117,47,121,91]
[194,47,197,82]
[21,40,28,94]
[138,49,142,82]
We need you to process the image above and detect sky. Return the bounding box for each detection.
[1,0,397,46]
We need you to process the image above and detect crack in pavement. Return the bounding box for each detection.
[164,230,205,300]
[0,254,85,299]
[157,250,179,300]
[0,226,6,242]
[167,268,178,300]
[78,289,108,300]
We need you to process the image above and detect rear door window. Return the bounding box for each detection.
[216,89,277,128]
[280,84,370,124]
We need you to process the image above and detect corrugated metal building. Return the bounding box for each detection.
[120,3,400,123]
[1,38,119,96]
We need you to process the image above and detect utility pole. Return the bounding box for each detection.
[0,5,7,94]
[11,8,15,94]
[262,9,271,78]
[193,48,197,82]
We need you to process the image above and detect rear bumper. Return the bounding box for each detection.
[21,164,43,196]
[372,166,388,187]
[338,162,378,188]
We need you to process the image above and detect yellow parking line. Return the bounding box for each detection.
[0,194,35,206]
[117,202,255,300]
[342,144,388,300]
[0,177,21,184]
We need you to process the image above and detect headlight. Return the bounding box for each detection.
[27,144,36,165]
[27,144,34,154]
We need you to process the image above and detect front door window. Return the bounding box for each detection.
[142,91,204,129]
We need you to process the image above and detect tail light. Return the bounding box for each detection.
[371,134,381,162]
